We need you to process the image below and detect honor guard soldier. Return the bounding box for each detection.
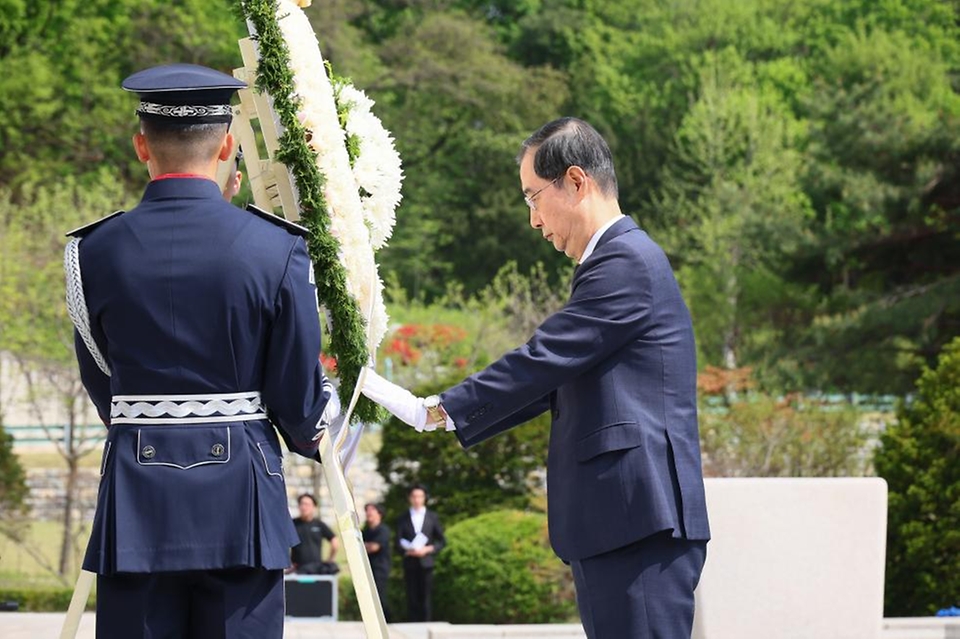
[65,64,338,638]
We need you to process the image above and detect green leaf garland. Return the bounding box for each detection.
[237,0,381,423]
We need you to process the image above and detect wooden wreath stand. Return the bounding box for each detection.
[224,38,391,639]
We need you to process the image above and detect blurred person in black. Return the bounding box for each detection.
[363,502,392,620]
[290,493,339,574]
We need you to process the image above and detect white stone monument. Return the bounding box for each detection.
[693,477,888,639]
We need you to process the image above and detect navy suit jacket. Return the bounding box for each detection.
[72,177,332,574]
[441,217,710,562]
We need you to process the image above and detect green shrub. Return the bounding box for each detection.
[337,574,361,621]
[337,570,406,623]
[700,393,873,477]
[874,337,960,616]
[0,423,29,538]
[433,510,576,624]
[0,586,94,611]
[377,372,550,527]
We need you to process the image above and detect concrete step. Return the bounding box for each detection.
[883,618,960,639]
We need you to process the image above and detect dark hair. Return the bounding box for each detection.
[140,119,228,166]
[297,493,318,506]
[408,484,428,498]
[517,117,619,199]
[364,503,385,517]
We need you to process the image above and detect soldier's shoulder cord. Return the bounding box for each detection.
[65,210,126,238]
[245,204,309,238]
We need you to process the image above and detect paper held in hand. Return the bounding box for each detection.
[400,532,430,551]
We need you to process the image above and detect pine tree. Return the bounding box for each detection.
[874,337,960,615]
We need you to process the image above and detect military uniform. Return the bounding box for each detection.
[66,64,334,638]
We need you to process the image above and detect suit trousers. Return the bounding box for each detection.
[402,558,433,622]
[571,531,707,639]
[96,567,284,639]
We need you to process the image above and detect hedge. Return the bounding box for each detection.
[433,510,577,624]
[0,586,94,612]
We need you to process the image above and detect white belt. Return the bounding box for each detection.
[110,391,267,425]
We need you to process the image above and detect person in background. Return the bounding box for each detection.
[291,493,339,574]
[362,502,392,620]
[396,484,445,622]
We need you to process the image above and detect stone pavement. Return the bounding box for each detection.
[3,614,959,638]
[0,614,591,639]
[0,614,425,638]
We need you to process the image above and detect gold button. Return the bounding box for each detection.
[141,445,156,459]
[211,443,225,457]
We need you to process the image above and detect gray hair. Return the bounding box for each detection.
[517,117,619,199]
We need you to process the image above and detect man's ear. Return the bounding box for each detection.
[218,132,235,162]
[567,165,588,197]
[132,132,150,163]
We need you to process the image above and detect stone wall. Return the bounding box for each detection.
[24,450,386,528]
[25,468,101,522]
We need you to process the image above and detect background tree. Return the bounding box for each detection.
[0,0,245,191]
[654,50,813,372]
[0,180,121,577]
[788,23,960,393]
[3,0,957,394]
[873,337,960,616]
[0,422,29,541]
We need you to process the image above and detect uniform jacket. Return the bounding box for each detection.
[71,177,332,574]
[396,509,445,570]
[440,216,710,562]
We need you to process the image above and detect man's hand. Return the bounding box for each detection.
[360,368,438,432]
[222,170,242,201]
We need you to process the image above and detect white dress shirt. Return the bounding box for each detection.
[410,507,426,534]
[579,215,624,265]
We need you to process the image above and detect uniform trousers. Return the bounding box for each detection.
[570,530,707,639]
[96,567,283,639]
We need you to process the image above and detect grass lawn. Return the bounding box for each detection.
[0,521,88,589]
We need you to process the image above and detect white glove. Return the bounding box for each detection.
[312,380,342,441]
[320,384,340,426]
[360,368,436,432]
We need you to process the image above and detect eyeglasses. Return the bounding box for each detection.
[524,175,563,210]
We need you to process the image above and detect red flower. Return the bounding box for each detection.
[319,353,338,375]
[384,338,421,365]
[396,324,420,339]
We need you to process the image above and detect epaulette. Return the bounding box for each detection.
[246,204,309,237]
[66,210,126,238]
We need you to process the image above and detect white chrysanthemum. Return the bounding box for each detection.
[336,84,403,250]
[276,0,388,350]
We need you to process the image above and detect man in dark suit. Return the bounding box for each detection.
[362,117,710,639]
[66,64,336,638]
[395,485,446,622]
